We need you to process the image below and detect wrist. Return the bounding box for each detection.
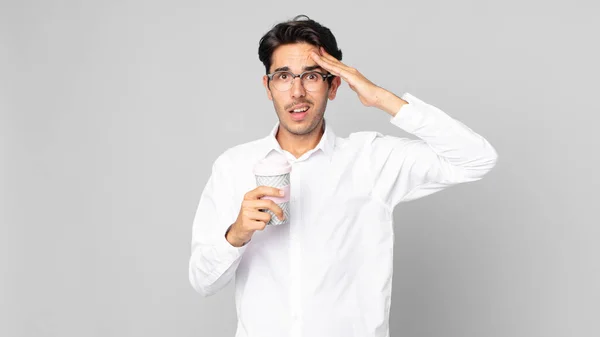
[225,224,250,247]
[374,88,408,117]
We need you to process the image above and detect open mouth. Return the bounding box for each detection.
[289,105,310,121]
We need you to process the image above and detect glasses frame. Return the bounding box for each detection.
[267,70,334,91]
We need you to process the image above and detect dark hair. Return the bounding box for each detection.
[258,15,343,87]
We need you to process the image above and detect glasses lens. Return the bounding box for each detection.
[301,72,323,91]
[272,72,293,91]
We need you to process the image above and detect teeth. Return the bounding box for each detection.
[292,107,309,113]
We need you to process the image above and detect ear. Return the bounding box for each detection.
[262,75,273,101]
[327,76,342,100]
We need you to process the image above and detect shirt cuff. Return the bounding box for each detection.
[214,226,248,261]
[389,92,427,133]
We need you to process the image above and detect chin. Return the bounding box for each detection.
[279,120,307,136]
[295,119,323,136]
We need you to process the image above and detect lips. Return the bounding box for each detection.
[289,105,309,121]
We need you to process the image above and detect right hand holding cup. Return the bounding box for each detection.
[226,186,285,247]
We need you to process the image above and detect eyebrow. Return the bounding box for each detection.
[273,65,324,73]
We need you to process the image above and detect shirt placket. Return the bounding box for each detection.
[289,159,303,337]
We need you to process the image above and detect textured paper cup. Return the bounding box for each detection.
[253,152,292,226]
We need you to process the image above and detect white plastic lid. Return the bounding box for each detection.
[253,151,292,176]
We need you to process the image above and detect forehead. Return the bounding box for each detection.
[270,42,320,72]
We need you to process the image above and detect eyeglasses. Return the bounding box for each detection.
[267,70,334,92]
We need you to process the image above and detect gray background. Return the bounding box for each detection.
[1,0,599,336]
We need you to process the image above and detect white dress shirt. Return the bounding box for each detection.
[189,92,498,337]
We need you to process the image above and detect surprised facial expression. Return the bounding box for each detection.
[262,42,341,136]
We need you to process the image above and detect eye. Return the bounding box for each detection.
[275,72,291,81]
[305,72,319,81]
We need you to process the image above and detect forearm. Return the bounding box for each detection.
[189,219,247,297]
[369,91,499,206]
[373,87,409,117]
[188,237,245,297]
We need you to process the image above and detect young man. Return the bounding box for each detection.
[189,15,498,337]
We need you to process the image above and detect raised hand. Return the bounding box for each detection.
[310,47,408,116]
[310,47,382,107]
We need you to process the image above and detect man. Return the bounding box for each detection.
[189,15,498,337]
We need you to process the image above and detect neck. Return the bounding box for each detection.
[276,120,325,159]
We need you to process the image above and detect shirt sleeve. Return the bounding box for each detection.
[188,153,247,297]
[369,92,498,208]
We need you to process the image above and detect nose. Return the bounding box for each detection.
[290,76,306,98]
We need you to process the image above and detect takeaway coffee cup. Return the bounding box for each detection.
[252,152,292,226]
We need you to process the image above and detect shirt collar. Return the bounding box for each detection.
[261,118,336,162]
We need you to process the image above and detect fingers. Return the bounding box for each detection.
[310,51,338,71]
[315,47,352,71]
[240,210,268,231]
[319,47,342,64]
[246,209,271,223]
[251,220,267,230]
[238,203,282,233]
[244,199,285,221]
[244,186,285,200]
[310,51,352,81]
